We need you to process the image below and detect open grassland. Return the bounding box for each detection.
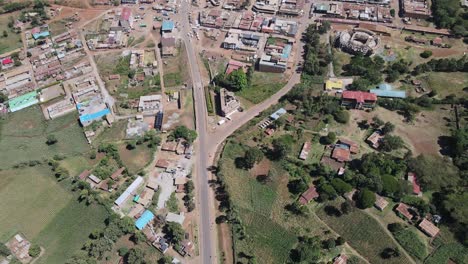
[220,142,297,263]
[49,20,68,37]
[238,72,286,104]
[0,166,108,264]
[0,106,89,169]
[0,13,22,54]
[317,199,412,264]
[420,72,468,98]
[118,143,154,174]
[163,44,189,88]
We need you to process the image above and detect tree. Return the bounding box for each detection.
[172,126,197,143]
[126,140,137,150]
[318,21,331,34]
[243,148,264,169]
[372,116,384,128]
[287,179,308,195]
[127,248,146,264]
[381,175,401,197]
[340,201,353,215]
[89,150,97,159]
[336,236,345,246]
[226,69,248,91]
[0,243,11,256]
[28,244,41,257]
[390,9,396,17]
[132,230,146,244]
[380,135,404,152]
[381,122,395,135]
[388,223,405,233]
[290,236,321,263]
[46,134,58,145]
[331,178,352,195]
[0,92,7,103]
[118,247,129,256]
[334,110,349,124]
[165,222,185,244]
[128,69,136,79]
[318,184,337,200]
[271,137,291,159]
[324,238,336,249]
[420,50,433,59]
[356,189,376,209]
[2,30,7,37]
[381,247,400,259]
[158,256,173,264]
[321,132,336,145]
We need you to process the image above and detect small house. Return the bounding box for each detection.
[341,91,377,109]
[395,203,414,220]
[367,131,384,149]
[298,185,319,205]
[374,194,389,211]
[299,141,311,160]
[155,159,171,169]
[418,218,440,237]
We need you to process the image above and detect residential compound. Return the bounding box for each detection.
[86,8,132,50]
[252,0,305,16]
[313,2,393,23]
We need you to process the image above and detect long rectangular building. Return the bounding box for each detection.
[114,176,144,206]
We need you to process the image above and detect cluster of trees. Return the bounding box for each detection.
[1,1,31,13]
[127,130,162,150]
[171,125,197,144]
[48,157,70,181]
[213,68,250,92]
[184,180,195,212]
[289,236,321,263]
[412,56,468,75]
[17,0,49,26]
[302,24,331,76]
[385,60,410,83]
[236,147,264,169]
[431,0,468,37]
[344,55,384,90]
[164,222,185,246]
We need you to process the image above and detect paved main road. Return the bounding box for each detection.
[177,3,217,264]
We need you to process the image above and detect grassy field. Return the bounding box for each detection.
[420,72,468,98]
[238,72,286,104]
[393,228,428,260]
[163,45,189,88]
[119,143,154,174]
[49,20,68,36]
[0,106,89,169]
[316,199,413,264]
[0,13,22,54]
[0,166,108,263]
[424,242,468,264]
[220,142,298,263]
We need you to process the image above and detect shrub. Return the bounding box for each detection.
[356,189,376,209]
[420,50,433,59]
[28,244,41,257]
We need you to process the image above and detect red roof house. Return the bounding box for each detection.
[338,138,359,154]
[225,60,246,75]
[418,218,440,237]
[2,58,13,65]
[407,172,421,195]
[121,7,132,21]
[341,91,377,109]
[334,254,348,264]
[78,170,91,181]
[332,147,351,162]
[298,185,319,205]
[110,167,125,181]
[395,203,414,220]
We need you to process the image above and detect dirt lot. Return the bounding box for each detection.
[350,107,451,156]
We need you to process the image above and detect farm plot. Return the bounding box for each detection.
[317,199,413,264]
[0,106,89,169]
[0,166,108,264]
[237,72,286,104]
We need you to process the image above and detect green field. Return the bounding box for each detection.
[421,72,468,98]
[0,13,22,54]
[237,72,286,104]
[0,106,89,168]
[220,142,297,263]
[393,228,428,260]
[0,166,108,263]
[317,199,413,264]
[424,242,468,264]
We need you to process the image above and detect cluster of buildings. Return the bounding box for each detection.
[320,138,360,171]
[313,2,393,23]
[86,8,132,50]
[28,30,85,86]
[252,0,305,16]
[72,76,112,126]
[401,0,431,19]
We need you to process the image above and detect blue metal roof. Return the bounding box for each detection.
[378,83,392,91]
[270,108,287,120]
[369,89,406,98]
[281,44,292,59]
[79,108,111,123]
[33,31,50,40]
[162,20,174,31]
[135,210,155,230]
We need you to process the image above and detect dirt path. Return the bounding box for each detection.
[364,210,417,264]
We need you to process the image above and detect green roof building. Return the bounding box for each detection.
[8,91,39,112]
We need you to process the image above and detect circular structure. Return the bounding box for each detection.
[335,28,380,56]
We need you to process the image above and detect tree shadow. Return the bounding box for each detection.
[438,135,454,156]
